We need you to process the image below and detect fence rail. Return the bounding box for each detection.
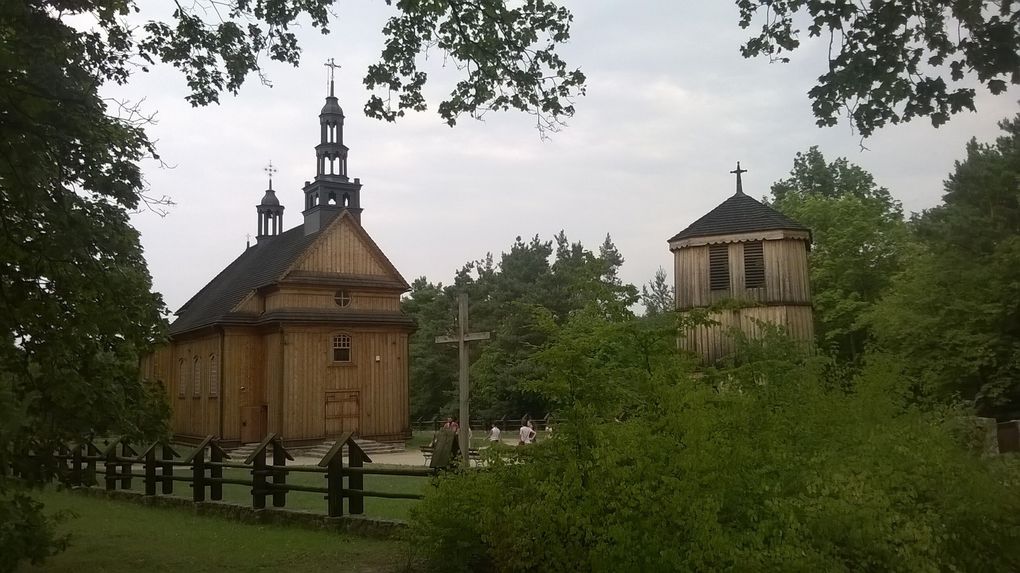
[12,432,453,517]
[412,414,555,432]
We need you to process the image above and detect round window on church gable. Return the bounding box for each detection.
[334,290,352,307]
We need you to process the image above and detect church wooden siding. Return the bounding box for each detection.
[233,293,262,313]
[264,330,284,436]
[222,328,265,442]
[264,288,400,313]
[279,326,409,443]
[675,239,811,310]
[763,239,811,304]
[160,333,222,440]
[681,306,814,363]
[292,221,387,276]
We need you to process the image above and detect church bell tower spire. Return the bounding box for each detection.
[256,161,284,241]
[303,59,363,235]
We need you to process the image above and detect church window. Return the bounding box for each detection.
[709,244,730,291]
[209,354,219,398]
[192,356,201,398]
[334,290,352,307]
[332,334,352,362]
[744,241,766,289]
[177,358,186,398]
[327,191,337,205]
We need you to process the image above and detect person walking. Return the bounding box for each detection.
[518,420,536,445]
[488,422,501,443]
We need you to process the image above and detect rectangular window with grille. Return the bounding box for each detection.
[709,244,730,291]
[333,334,352,362]
[744,241,766,288]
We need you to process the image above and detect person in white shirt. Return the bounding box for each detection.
[488,423,501,443]
[519,421,536,445]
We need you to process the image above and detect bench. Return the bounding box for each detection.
[420,445,480,466]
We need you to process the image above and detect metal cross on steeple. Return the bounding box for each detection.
[730,161,747,195]
[324,58,341,96]
[264,161,278,190]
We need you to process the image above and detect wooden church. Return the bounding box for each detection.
[669,164,814,362]
[141,78,414,446]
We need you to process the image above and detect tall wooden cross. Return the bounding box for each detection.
[730,161,747,195]
[436,293,490,463]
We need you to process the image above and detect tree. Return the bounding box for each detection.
[768,147,909,361]
[641,267,674,316]
[401,232,638,420]
[867,114,1020,418]
[737,0,1020,136]
[136,0,584,131]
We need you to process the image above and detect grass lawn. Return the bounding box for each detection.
[21,489,414,572]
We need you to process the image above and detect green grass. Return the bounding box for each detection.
[104,466,428,521]
[22,489,413,572]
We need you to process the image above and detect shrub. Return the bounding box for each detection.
[409,314,1020,572]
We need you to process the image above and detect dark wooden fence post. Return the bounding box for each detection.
[84,442,99,486]
[318,434,351,518]
[103,439,121,491]
[192,448,206,502]
[243,434,293,510]
[272,441,287,508]
[120,441,136,490]
[251,448,266,509]
[347,438,368,515]
[161,443,178,495]
[209,439,227,502]
[143,444,157,496]
[70,444,83,486]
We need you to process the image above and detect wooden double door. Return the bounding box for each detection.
[325,390,360,436]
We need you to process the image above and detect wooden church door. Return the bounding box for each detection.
[324,391,360,436]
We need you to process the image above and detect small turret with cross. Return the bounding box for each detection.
[256,160,285,241]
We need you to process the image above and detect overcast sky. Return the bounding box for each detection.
[111,1,1019,314]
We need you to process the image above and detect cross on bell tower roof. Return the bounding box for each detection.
[730,161,747,195]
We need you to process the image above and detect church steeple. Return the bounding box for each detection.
[256,162,284,241]
[303,59,363,235]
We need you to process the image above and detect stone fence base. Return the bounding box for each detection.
[69,487,407,539]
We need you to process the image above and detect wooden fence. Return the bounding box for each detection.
[412,414,555,432]
[13,432,452,517]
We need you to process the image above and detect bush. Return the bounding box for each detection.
[409,314,1020,572]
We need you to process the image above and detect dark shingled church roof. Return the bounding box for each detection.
[169,225,318,336]
[668,191,808,243]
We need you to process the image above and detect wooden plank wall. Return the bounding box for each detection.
[763,240,811,304]
[264,330,284,436]
[680,305,815,363]
[674,238,811,309]
[221,328,265,442]
[294,219,388,276]
[165,333,221,438]
[280,326,409,442]
[264,287,400,313]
